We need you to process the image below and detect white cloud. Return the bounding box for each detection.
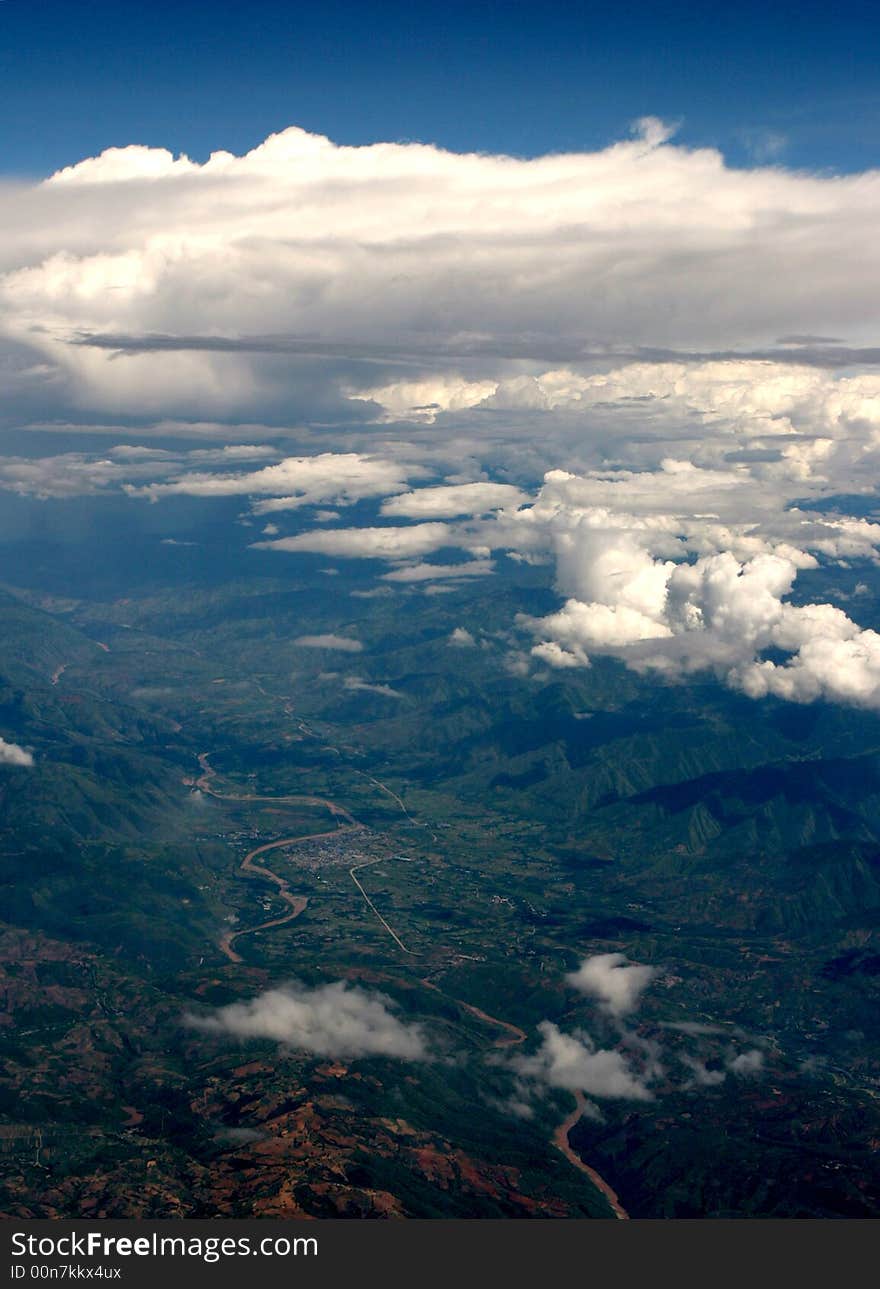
[343,676,403,699]
[4,125,880,431]
[679,1054,727,1088]
[0,444,283,499]
[381,482,527,518]
[132,452,415,508]
[448,627,476,647]
[566,953,658,1019]
[0,738,34,767]
[737,628,880,707]
[255,522,452,560]
[293,633,363,652]
[178,444,278,465]
[727,1049,765,1077]
[4,124,880,717]
[355,376,498,421]
[381,559,494,582]
[514,1021,654,1100]
[509,458,880,710]
[185,981,427,1060]
[0,452,135,498]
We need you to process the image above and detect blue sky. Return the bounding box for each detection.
[2,0,878,175]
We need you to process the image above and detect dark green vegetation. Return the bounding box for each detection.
[0,488,879,1217]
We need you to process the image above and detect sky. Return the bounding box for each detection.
[1,1,880,712]
[2,0,880,177]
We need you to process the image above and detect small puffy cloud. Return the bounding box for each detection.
[293,633,363,652]
[0,738,34,767]
[381,482,528,518]
[448,627,476,647]
[514,1021,654,1100]
[566,953,657,1019]
[255,522,452,560]
[185,981,427,1060]
[727,1049,765,1077]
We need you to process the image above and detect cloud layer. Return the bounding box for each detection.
[2,123,879,712]
[3,121,880,428]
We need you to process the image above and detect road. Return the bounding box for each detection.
[349,857,417,955]
[354,768,439,842]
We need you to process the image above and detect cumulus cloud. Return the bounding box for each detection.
[0,738,34,767]
[185,981,427,1060]
[566,953,658,1019]
[293,633,363,652]
[509,456,880,710]
[510,952,661,1108]
[514,1021,654,1100]
[449,627,476,647]
[512,955,772,1108]
[356,375,499,421]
